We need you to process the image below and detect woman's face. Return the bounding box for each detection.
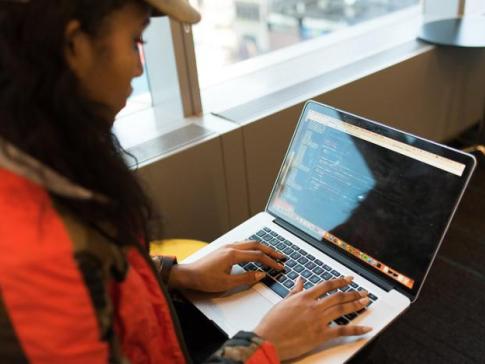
[65,3,150,120]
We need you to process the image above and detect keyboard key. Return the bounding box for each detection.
[307,254,315,261]
[276,242,286,250]
[285,240,295,248]
[283,247,293,255]
[345,312,358,321]
[310,275,321,284]
[305,261,316,270]
[285,260,297,268]
[290,252,301,260]
[339,286,350,292]
[284,280,295,289]
[322,272,333,280]
[331,270,341,277]
[328,289,338,295]
[246,263,257,271]
[304,282,314,289]
[314,259,323,266]
[262,277,289,298]
[269,269,280,277]
[350,282,358,288]
[277,235,285,241]
[263,227,271,233]
[312,267,324,275]
[287,271,298,280]
[277,275,287,283]
[323,264,332,271]
[249,235,259,241]
[297,256,309,265]
[368,293,378,301]
[301,270,312,278]
[300,250,308,257]
[334,317,349,326]
[256,230,266,237]
[294,265,304,273]
[270,231,278,237]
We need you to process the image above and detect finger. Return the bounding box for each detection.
[326,325,373,340]
[325,297,370,321]
[317,290,368,310]
[306,276,353,300]
[227,270,266,288]
[231,240,286,260]
[288,277,304,297]
[232,249,285,271]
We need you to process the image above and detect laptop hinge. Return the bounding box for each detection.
[273,217,394,293]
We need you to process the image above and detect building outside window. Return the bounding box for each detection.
[191,0,419,87]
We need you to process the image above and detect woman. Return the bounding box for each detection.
[0,0,372,362]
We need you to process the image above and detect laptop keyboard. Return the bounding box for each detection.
[239,227,378,325]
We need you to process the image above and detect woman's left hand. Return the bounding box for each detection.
[168,241,286,292]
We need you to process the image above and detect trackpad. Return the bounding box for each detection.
[187,285,275,337]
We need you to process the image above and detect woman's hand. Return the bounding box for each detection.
[254,276,372,361]
[168,241,286,292]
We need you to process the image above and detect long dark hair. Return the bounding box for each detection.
[0,0,156,247]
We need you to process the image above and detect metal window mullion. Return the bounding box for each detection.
[170,21,203,117]
[458,0,466,15]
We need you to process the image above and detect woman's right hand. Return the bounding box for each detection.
[254,276,372,361]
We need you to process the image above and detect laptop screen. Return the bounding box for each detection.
[267,102,475,297]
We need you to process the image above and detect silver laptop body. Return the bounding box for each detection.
[183,100,476,363]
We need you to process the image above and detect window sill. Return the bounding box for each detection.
[113,105,238,168]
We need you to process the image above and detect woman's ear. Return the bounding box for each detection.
[64,20,93,79]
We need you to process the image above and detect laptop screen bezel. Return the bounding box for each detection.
[266,100,477,301]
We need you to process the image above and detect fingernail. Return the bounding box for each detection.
[256,272,266,280]
[362,326,373,333]
[344,276,354,282]
[278,263,285,270]
[359,290,368,297]
[359,297,370,305]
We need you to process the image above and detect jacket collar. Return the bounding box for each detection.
[0,138,108,203]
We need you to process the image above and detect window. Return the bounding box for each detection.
[191,0,419,87]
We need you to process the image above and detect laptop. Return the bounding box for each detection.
[182,100,476,363]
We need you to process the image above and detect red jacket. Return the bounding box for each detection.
[0,141,279,364]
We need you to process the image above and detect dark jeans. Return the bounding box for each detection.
[173,298,228,363]
[173,297,379,363]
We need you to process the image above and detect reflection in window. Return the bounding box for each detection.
[192,0,419,85]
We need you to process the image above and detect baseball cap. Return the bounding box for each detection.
[0,0,201,25]
[144,0,201,24]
